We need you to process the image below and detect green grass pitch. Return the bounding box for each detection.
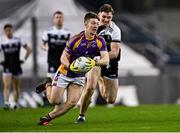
[0,105,180,132]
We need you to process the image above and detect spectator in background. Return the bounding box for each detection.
[0,23,32,110]
[76,4,122,123]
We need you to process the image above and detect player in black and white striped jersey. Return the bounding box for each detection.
[40,10,72,79]
[0,24,32,110]
[97,4,121,106]
[36,11,72,103]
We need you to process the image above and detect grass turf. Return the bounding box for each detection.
[0,105,180,132]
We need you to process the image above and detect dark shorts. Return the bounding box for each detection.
[101,60,118,79]
[3,66,22,76]
[48,63,60,73]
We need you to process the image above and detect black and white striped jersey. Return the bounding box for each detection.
[0,36,27,67]
[42,26,72,65]
[98,21,121,61]
[98,21,121,47]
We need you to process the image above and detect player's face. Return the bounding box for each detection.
[85,18,99,35]
[4,27,13,38]
[53,13,64,28]
[99,12,113,27]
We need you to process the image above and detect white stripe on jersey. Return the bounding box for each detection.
[42,26,72,43]
[99,21,121,42]
[0,36,26,51]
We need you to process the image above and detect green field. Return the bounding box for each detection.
[0,105,180,132]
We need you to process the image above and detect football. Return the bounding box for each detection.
[73,56,92,73]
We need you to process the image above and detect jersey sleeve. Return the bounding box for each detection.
[111,26,121,42]
[64,34,81,55]
[42,30,48,43]
[64,38,75,55]
[97,36,107,51]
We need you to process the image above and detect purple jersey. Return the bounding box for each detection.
[58,31,107,77]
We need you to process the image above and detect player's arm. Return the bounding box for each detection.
[96,51,109,66]
[60,49,71,69]
[40,30,49,51]
[40,41,48,51]
[95,36,109,66]
[62,34,81,70]
[108,25,121,59]
[23,45,32,60]
[109,41,121,59]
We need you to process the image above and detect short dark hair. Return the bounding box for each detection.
[4,23,13,30]
[53,10,63,17]
[84,12,99,24]
[99,4,114,14]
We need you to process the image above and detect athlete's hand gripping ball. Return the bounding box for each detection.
[85,57,96,70]
[70,60,79,73]
[70,57,96,74]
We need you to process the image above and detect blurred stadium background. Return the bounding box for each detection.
[0,0,180,108]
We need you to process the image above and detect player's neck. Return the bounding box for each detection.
[84,31,95,40]
[6,35,13,39]
[55,25,62,29]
